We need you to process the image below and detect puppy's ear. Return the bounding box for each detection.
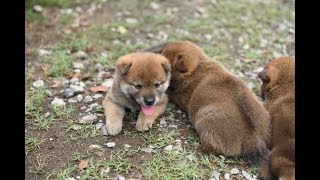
[258,69,270,83]
[116,60,132,75]
[161,62,171,72]
[174,53,198,74]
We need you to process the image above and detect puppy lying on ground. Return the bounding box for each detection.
[258,57,295,180]
[145,41,272,179]
[103,52,171,136]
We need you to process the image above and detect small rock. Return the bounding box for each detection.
[224,173,230,179]
[62,88,74,98]
[32,79,44,88]
[273,52,282,58]
[83,95,93,103]
[242,170,252,179]
[124,144,132,149]
[160,119,167,125]
[66,178,76,180]
[204,34,213,40]
[230,168,239,175]
[79,114,98,124]
[38,49,51,56]
[150,2,160,9]
[45,90,52,97]
[51,97,66,107]
[115,175,125,180]
[74,69,81,73]
[95,63,105,72]
[79,82,85,87]
[74,50,88,59]
[102,79,114,88]
[80,106,86,110]
[33,5,43,13]
[168,124,178,129]
[89,144,102,149]
[95,122,104,129]
[253,175,257,178]
[126,18,138,24]
[93,94,103,99]
[176,110,182,114]
[141,147,153,154]
[100,125,108,136]
[70,85,85,94]
[49,138,53,141]
[68,99,78,103]
[77,94,84,102]
[76,176,80,179]
[70,78,79,84]
[106,142,116,148]
[163,145,173,151]
[212,170,221,180]
[44,112,50,118]
[243,44,250,50]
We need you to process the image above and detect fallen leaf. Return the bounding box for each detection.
[90,86,108,92]
[78,160,88,170]
[51,80,63,88]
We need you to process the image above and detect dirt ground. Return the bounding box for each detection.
[25,0,294,179]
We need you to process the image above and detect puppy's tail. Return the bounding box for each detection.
[143,42,170,54]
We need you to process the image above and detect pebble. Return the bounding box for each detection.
[95,122,104,129]
[168,124,178,129]
[38,49,51,56]
[51,97,66,107]
[212,170,221,180]
[204,34,213,40]
[77,94,84,102]
[243,44,250,50]
[124,144,132,149]
[44,112,50,118]
[102,79,114,88]
[89,144,102,149]
[224,173,230,179]
[74,50,87,59]
[114,175,125,180]
[150,2,160,9]
[160,119,167,125]
[141,147,153,154]
[126,18,138,24]
[62,88,75,98]
[93,94,103,99]
[33,5,43,12]
[79,114,98,124]
[49,138,53,141]
[68,99,78,103]
[163,145,173,151]
[230,168,239,175]
[70,85,85,94]
[74,69,81,73]
[100,125,108,136]
[80,106,86,110]
[106,142,116,148]
[242,170,252,179]
[95,63,105,72]
[45,90,52,97]
[83,95,93,103]
[176,110,182,114]
[32,79,44,88]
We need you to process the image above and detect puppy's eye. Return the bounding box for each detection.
[133,84,142,89]
[154,83,161,88]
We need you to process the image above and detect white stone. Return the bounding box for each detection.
[163,145,173,151]
[33,5,43,12]
[77,94,84,102]
[92,94,103,99]
[79,114,98,124]
[106,142,116,148]
[89,144,102,149]
[230,168,239,174]
[102,79,114,88]
[83,95,93,103]
[51,97,66,107]
[242,170,252,179]
[212,170,221,180]
[38,49,51,56]
[74,50,87,59]
[224,173,230,179]
[32,79,44,88]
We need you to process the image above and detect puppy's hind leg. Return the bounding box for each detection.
[103,97,125,136]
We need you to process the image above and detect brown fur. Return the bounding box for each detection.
[258,57,295,180]
[145,41,272,179]
[103,52,171,135]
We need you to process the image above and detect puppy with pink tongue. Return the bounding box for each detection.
[103,52,171,136]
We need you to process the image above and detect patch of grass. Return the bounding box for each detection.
[65,121,100,139]
[45,50,74,77]
[142,150,204,179]
[125,111,139,121]
[34,113,54,131]
[185,133,201,150]
[106,44,146,66]
[184,18,213,33]
[25,87,47,117]
[26,9,40,22]
[105,152,134,174]
[140,128,176,149]
[204,45,231,62]
[50,105,75,119]
[167,32,200,43]
[30,154,47,174]
[143,15,173,27]
[26,0,72,8]
[46,164,78,180]
[25,135,44,155]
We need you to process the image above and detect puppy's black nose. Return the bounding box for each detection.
[144,98,155,106]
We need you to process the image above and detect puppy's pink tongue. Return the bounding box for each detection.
[141,106,155,116]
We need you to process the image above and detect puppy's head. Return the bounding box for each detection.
[145,41,205,88]
[116,52,171,115]
[258,56,295,99]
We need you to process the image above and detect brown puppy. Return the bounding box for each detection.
[258,57,295,180]
[145,41,271,179]
[103,52,171,136]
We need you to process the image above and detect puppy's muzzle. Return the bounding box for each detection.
[144,98,155,106]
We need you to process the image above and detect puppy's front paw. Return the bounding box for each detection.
[105,121,122,136]
[135,119,153,132]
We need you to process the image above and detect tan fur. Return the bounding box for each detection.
[103,52,171,135]
[145,41,272,179]
[258,57,295,180]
